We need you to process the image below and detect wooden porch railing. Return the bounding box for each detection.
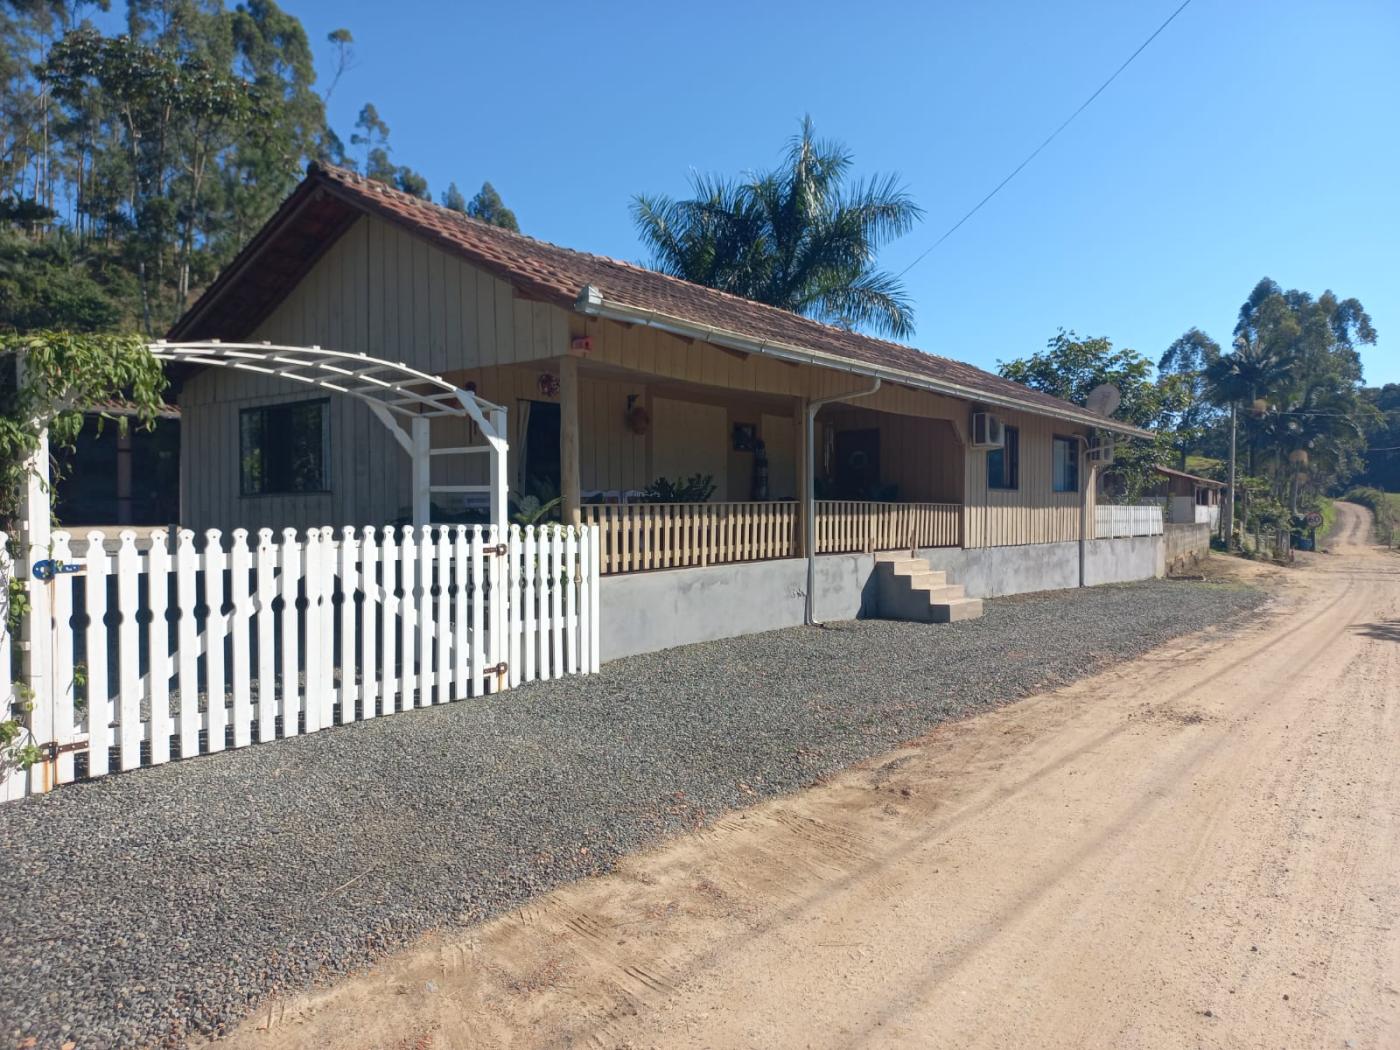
[814,500,961,554]
[581,501,799,574]
[583,500,962,575]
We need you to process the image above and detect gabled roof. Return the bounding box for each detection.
[1154,465,1225,488]
[171,163,1151,437]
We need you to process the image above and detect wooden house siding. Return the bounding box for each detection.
[964,410,1091,548]
[180,213,1100,550]
[179,216,572,531]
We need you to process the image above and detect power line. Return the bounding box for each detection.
[897,0,1194,279]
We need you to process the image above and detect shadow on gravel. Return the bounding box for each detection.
[0,578,1268,1049]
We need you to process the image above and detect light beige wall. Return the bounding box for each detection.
[179,215,572,531]
[964,409,1091,548]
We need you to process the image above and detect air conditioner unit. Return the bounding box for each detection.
[970,411,1004,449]
[1087,436,1115,465]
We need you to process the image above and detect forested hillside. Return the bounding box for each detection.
[0,0,515,338]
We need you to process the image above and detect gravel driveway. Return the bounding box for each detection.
[0,577,1265,1048]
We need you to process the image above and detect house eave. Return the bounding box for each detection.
[573,290,1154,440]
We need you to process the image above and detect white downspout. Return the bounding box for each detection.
[1077,435,1098,588]
[805,377,882,625]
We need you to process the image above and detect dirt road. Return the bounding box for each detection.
[223,502,1399,1050]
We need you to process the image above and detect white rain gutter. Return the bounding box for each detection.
[805,377,883,625]
[573,287,1153,440]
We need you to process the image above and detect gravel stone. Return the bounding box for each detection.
[0,578,1265,1047]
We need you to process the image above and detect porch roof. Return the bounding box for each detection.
[171,163,1152,439]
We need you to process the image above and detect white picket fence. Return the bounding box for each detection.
[1095,504,1165,539]
[1,523,600,800]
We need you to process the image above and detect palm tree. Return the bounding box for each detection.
[632,117,923,339]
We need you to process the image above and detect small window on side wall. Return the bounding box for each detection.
[240,399,330,496]
[1052,435,1079,493]
[987,425,1019,490]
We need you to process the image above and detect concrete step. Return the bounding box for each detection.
[904,571,951,591]
[874,557,928,576]
[930,597,984,623]
[872,551,984,624]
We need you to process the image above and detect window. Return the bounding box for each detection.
[240,399,329,496]
[987,425,1019,490]
[1052,436,1079,493]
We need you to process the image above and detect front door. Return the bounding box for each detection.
[834,428,880,499]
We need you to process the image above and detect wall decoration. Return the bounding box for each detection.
[537,372,560,398]
[732,422,757,451]
[625,394,651,435]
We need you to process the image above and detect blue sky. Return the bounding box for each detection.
[278,1,1399,383]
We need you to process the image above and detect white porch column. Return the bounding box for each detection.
[489,406,508,531]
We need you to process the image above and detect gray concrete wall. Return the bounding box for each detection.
[600,552,877,661]
[1164,523,1211,571]
[1082,535,1166,586]
[917,542,1080,598]
[599,535,1165,661]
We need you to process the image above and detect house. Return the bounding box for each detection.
[167,164,1163,659]
[1149,465,1224,530]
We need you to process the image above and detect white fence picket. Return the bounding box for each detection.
[175,530,199,759]
[3,523,602,801]
[255,530,277,742]
[339,527,359,722]
[380,528,399,713]
[203,531,228,752]
[147,532,172,767]
[417,526,435,705]
[229,530,253,748]
[278,529,302,738]
[84,532,111,777]
[360,527,379,718]
[400,527,418,709]
[550,527,564,680]
[116,532,141,771]
[507,526,522,689]
[469,527,484,696]
[49,532,79,783]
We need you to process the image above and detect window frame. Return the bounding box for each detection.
[1051,434,1080,493]
[987,424,1020,491]
[239,397,331,498]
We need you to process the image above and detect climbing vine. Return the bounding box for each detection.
[1,331,167,774]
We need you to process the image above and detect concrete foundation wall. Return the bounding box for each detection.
[600,552,877,661]
[1164,523,1211,571]
[600,535,1165,661]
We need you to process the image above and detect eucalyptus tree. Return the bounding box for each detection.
[633,117,922,338]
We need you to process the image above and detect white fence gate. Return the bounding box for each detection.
[1,523,600,800]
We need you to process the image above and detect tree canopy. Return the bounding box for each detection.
[633,116,922,338]
[0,1,518,336]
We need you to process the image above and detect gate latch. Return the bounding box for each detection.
[32,559,84,582]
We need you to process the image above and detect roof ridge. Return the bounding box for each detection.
[308,162,984,372]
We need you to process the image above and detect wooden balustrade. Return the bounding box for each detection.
[814,501,961,554]
[581,501,799,574]
[582,500,962,574]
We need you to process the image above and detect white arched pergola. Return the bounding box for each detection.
[150,341,509,529]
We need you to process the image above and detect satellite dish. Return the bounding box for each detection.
[1085,383,1122,417]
